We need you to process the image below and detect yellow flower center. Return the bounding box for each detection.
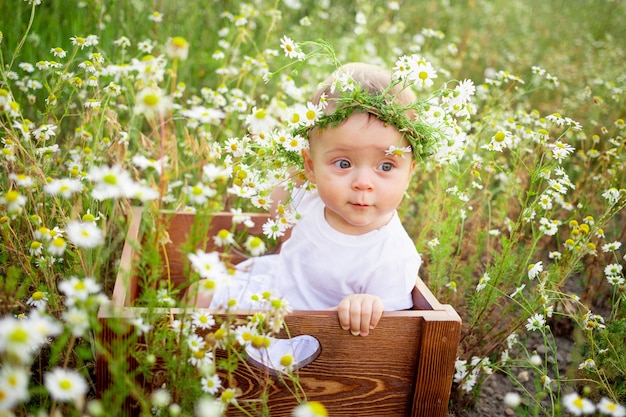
[494,131,506,142]
[32,291,45,300]
[255,108,267,119]
[102,174,117,185]
[171,36,188,48]
[308,401,328,416]
[52,237,66,248]
[573,397,583,409]
[60,379,72,390]
[5,190,19,203]
[251,335,264,348]
[142,93,160,107]
[9,328,28,343]
[280,355,293,367]
[221,390,234,403]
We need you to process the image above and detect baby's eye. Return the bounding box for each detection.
[378,162,394,172]
[334,159,351,169]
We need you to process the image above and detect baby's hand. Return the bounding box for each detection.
[337,294,384,337]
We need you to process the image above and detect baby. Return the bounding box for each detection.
[193,62,424,337]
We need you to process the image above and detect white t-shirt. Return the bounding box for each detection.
[210,190,421,311]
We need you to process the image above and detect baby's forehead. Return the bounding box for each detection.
[312,113,411,149]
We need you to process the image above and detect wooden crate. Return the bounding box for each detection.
[97,207,461,416]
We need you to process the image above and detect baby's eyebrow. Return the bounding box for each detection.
[323,146,354,155]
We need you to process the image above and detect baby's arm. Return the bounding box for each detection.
[336,294,384,337]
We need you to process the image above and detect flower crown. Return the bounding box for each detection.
[292,83,444,161]
[285,53,476,164]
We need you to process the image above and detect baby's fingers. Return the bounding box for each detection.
[337,297,357,333]
[368,298,384,330]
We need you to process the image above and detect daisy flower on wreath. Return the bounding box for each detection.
[385,145,412,159]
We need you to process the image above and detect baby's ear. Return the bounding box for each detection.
[301,149,316,184]
[410,159,417,176]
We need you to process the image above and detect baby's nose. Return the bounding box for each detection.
[351,169,374,190]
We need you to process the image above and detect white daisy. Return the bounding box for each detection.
[134,87,172,118]
[562,392,595,416]
[88,165,136,200]
[44,367,88,402]
[65,220,104,248]
[44,178,84,198]
[0,365,29,407]
[58,276,101,306]
[191,311,216,330]
[244,235,266,256]
[188,250,229,281]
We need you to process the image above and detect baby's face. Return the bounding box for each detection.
[303,112,415,235]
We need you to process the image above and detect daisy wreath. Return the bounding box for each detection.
[276,40,476,165]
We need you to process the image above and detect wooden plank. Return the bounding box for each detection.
[110,206,143,308]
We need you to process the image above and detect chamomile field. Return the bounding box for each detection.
[1,1,625,416]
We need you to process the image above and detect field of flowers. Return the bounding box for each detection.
[1,0,625,416]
